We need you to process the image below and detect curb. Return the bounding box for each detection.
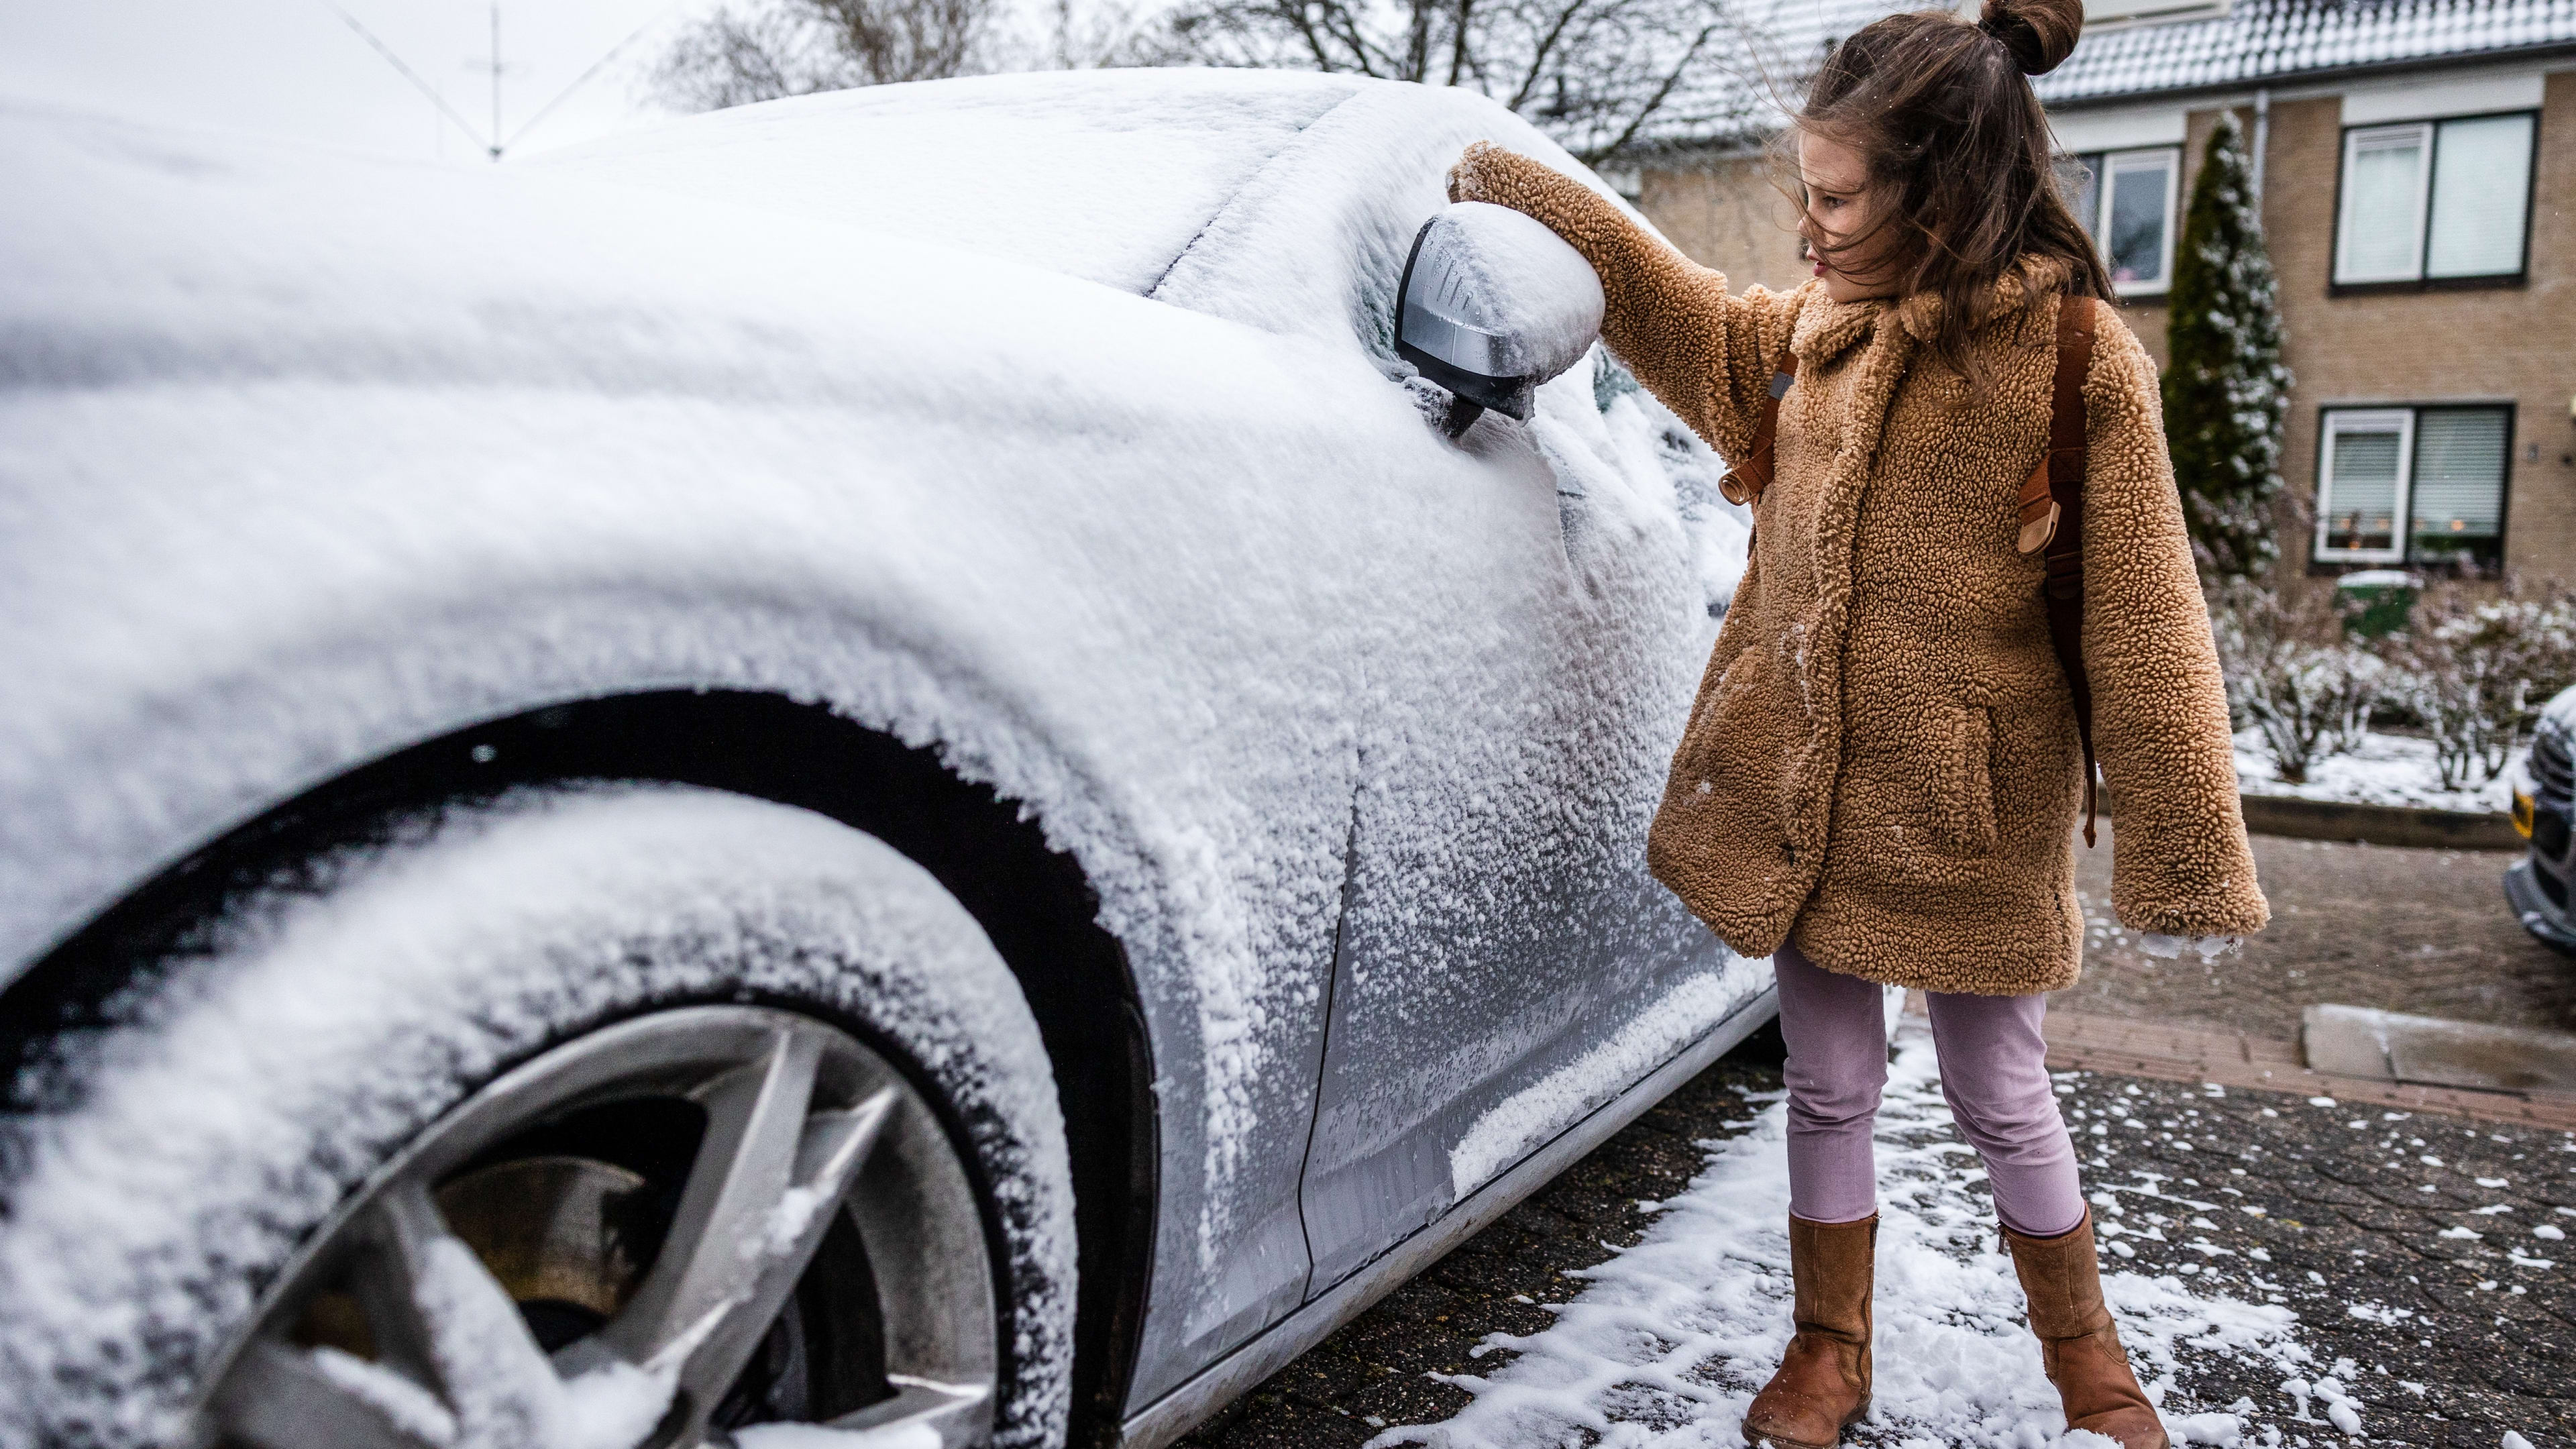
[2237,792,2524,851]
[2034,1009,2576,1130]
[2302,1003,2576,1095]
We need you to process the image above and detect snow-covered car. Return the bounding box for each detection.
[0,70,1770,1448]
[2507,685,2576,952]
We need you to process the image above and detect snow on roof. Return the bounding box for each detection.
[2041,0,2576,105]
[1637,0,2576,150]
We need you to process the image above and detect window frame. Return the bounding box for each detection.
[2328,108,2540,294]
[2314,407,2416,565]
[2068,145,2182,298]
[2311,403,2518,571]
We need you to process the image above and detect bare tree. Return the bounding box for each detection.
[1138,0,1772,162]
[649,0,1004,111]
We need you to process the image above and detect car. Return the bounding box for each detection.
[2507,684,2576,953]
[0,68,1773,1449]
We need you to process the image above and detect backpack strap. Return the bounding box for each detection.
[2018,294,2101,847]
[1718,357,1798,507]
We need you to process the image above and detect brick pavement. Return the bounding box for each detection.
[2039,1008,2576,1132]
[2057,822,2576,1040]
[1181,1026,2576,1449]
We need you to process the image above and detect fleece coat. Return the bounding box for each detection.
[1450,144,2268,996]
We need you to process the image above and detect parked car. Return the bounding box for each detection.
[2508,684,2576,953]
[0,70,1771,1449]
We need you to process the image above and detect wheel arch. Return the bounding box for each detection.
[0,688,1157,1448]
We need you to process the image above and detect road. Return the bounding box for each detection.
[1185,830,2576,1446]
[1182,1027,2575,1448]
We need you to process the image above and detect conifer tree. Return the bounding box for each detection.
[2161,109,2292,578]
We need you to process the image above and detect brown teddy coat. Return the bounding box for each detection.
[1450,144,2267,995]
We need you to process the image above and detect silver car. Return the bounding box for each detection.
[0,68,1772,1449]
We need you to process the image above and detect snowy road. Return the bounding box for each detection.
[1180,1023,2575,1449]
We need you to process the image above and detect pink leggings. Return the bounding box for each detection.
[1774,941,2086,1237]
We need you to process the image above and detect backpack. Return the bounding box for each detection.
[1717,293,2104,846]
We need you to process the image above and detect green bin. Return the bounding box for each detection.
[2337,570,2418,639]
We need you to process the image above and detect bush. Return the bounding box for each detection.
[2378,578,2576,790]
[2209,580,2380,784]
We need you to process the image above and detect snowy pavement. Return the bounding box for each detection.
[1181,1024,2576,1449]
[2053,822,2575,1042]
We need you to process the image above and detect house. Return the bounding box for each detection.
[1623,0,2576,579]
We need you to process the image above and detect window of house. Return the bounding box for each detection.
[2314,406,2512,572]
[2333,113,2536,285]
[2065,147,2178,294]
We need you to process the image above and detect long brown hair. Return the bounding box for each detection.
[1781,0,2112,387]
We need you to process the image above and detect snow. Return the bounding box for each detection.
[1448,960,1769,1202]
[0,788,1075,1448]
[737,1425,941,1448]
[2235,728,2522,812]
[1376,1026,2316,1449]
[532,69,1365,299]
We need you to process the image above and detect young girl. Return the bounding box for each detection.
[1450,1,2267,1445]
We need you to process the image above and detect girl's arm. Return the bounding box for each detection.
[1446,142,1801,460]
[2076,311,2270,939]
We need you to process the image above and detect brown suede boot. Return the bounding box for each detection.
[1741,1213,1875,1449]
[2003,1210,2169,1449]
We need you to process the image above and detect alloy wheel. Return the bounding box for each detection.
[200,1006,996,1448]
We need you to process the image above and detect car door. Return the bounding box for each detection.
[1296,354,1756,1291]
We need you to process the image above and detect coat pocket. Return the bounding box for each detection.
[1932,704,1998,856]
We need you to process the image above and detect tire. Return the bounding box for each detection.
[0,784,1075,1449]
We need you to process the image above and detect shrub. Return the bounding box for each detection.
[2163,111,2292,580]
[2379,578,2576,790]
[2209,580,2380,784]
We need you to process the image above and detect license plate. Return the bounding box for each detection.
[2514,789,2536,839]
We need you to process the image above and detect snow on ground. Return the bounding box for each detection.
[2235,729,2522,814]
[1379,1026,2317,1449]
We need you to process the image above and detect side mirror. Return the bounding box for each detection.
[1396,202,1605,439]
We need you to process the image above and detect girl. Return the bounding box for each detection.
[1448,1,2267,1446]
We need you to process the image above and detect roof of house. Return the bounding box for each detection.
[2043,0,2576,105]
[1640,0,2575,150]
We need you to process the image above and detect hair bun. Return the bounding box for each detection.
[1978,0,2082,75]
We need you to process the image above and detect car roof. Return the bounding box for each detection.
[531,69,1373,299]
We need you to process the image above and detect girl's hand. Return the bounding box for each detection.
[1446,140,1517,207]
[2137,933,2239,961]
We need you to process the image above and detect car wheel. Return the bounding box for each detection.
[0,785,1075,1449]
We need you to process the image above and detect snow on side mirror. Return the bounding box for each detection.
[1396,202,1605,439]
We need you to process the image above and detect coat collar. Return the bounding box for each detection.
[1786,256,2072,368]
[1787,282,1884,369]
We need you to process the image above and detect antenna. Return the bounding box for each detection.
[315,0,490,154]
[501,11,674,156]
[320,0,679,162]
[488,3,504,160]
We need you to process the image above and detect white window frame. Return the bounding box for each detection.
[2314,409,2416,564]
[2334,123,2434,284]
[2091,146,2180,296]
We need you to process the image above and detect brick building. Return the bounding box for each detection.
[1625,0,2576,578]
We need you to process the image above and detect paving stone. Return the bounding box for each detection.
[1340,1373,1476,1429]
[2057,826,2576,1038]
[1176,1035,2576,1448]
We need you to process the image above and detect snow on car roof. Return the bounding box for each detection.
[532,69,1373,298]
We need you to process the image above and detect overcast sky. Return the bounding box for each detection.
[0,1,727,162]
